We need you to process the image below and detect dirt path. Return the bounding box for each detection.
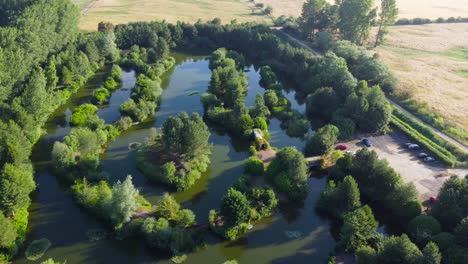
[80,0,100,16]
[280,30,468,151]
[257,148,277,163]
[388,97,468,151]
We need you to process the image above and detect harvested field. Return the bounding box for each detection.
[373,23,468,132]
[79,0,268,31]
[255,0,468,19]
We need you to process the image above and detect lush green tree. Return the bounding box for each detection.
[0,212,17,249]
[220,188,251,226]
[305,124,339,156]
[376,234,423,264]
[244,157,264,176]
[51,142,75,172]
[338,0,377,45]
[317,175,361,218]
[45,57,58,91]
[433,175,468,230]
[455,217,468,247]
[306,87,339,121]
[421,242,442,264]
[156,193,180,221]
[69,104,98,127]
[107,175,140,227]
[408,215,442,246]
[432,232,456,252]
[247,188,278,218]
[94,87,110,104]
[259,65,277,88]
[267,147,308,200]
[301,0,333,40]
[264,90,279,109]
[21,68,48,121]
[375,0,398,47]
[250,94,270,118]
[0,163,35,216]
[339,205,378,252]
[162,112,210,161]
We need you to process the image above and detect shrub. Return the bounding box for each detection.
[69,104,97,126]
[432,232,455,251]
[408,215,442,246]
[94,87,110,104]
[25,238,51,260]
[104,77,118,90]
[244,157,264,176]
[305,124,339,156]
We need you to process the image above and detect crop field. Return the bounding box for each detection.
[373,23,468,132]
[72,0,94,10]
[79,0,268,31]
[255,0,468,19]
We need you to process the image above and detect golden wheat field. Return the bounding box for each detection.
[79,0,268,31]
[256,0,468,19]
[374,23,468,131]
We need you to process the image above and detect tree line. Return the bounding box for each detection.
[0,0,117,261]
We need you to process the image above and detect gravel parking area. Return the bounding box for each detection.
[343,131,468,201]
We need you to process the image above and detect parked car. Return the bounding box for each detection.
[362,138,372,147]
[335,144,348,151]
[418,153,428,159]
[424,157,435,162]
[346,150,356,155]
[408,144,420,150]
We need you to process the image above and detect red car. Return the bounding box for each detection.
[335,144,348,151]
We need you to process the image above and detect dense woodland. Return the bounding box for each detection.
[0,0,466,263]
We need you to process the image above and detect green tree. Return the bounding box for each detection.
[317,175,361,218]
[375,0,398,47]
[250,94,270,118]
[156,193,180,221]
[220,188,250,226]
[433,175,468,230]
[51,142,75,172]
[408,215,442,246]
[421,242,442,264]
[339,205,378,252]
[162,112,210,161]
[306,87,339,121]
[45,57,58,91]
[21,67,48,121]
[267,147,308,200]
[376,234,423,264]
[0,212,17,248]
[455,217,468,247]
[0,163,35,216]
[107,175,140,227]
[338,0,377,45]
[305,124,339,156]
[301,0,330,40]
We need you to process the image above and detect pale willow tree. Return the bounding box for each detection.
[338,0,377,45]
[108,175,140,227]
[375,0,398,47]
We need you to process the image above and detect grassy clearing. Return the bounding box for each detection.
[374,23,468,135]
[255,0,468,19]
[79,0,268,31]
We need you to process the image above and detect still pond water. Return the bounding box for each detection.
[16,54,334,264]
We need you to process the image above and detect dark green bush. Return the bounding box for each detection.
[244,157,264,176]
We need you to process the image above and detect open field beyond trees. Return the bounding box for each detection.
[256,0,468,19]
[79,0,268,31]
[373,23,468,133]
